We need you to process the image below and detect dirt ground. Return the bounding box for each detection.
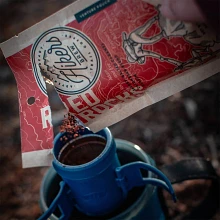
[0,1,219,219]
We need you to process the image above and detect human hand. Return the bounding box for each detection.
[160,0,220,29]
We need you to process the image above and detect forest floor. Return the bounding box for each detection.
[0,1,219,219]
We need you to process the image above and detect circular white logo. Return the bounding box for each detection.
[31,27,101,95]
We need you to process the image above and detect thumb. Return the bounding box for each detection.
[160,0,206,23]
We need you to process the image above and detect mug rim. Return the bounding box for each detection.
[52,127,116,173]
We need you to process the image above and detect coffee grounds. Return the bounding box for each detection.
[59,113,85,141]
[58,136,106,165]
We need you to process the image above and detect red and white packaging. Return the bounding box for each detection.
[1,0,219,168]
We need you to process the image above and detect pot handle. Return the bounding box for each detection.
[38,181,74,220]
[161,158,220,219]
[115,161,177,202]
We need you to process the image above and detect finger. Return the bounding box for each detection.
[160,0,206,23]
[195,0,220,30]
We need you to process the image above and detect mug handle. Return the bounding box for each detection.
[115,161,177,202]
[38,181,74,220]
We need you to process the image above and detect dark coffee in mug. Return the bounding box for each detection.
[58,136,106,166]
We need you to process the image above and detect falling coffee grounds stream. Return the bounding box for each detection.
[59,113,85,141]
[58,113,106,165]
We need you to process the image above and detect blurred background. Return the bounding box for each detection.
[0,0,219,219]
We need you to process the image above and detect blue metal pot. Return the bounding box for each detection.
[39,128,175,219]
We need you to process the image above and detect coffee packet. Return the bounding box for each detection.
[1,0,219,168]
